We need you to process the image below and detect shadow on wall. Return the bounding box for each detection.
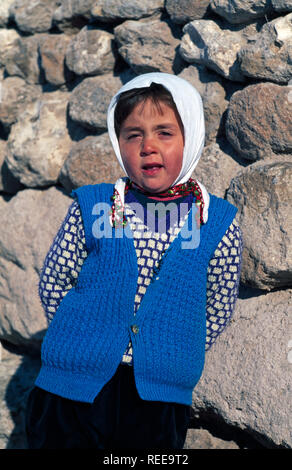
[3,338,42,449]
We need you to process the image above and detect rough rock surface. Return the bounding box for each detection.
[52,0,96,34]
[239,13,292,84]
[0,29,20,68]
[5,91,73,187]
[114,15,184,75]
[272,0,292,13]
[192,286,292,448]
[226,82,292,161]
[184,428,239,449]
[193,141,247,198]
[9,0,60,34]
[0,77,42,131]
[165,0,210,24]
[180,19,247,82]
[59,133,124,192]
[3,33,48,85]
[0,0,15,27]
[0,141,24,194]
[0,346,41,449]
[39,34,74,86]
[226,160,292,290]
[178,65,228,143]
[65,26,116,77]
[210,0,273,24]
[0,187,72,351]
[90,0,164,22]
[68,74,123,131]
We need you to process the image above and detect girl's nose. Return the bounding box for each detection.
[140,136,157,156]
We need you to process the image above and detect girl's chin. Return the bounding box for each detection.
[136,183,171,194]
[130,174,174,194]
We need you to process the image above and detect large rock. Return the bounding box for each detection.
[114,15,184,75]
[165,0,210,24]
[5,91,74,187]
[193,141,246,197]
[9,0,60,33]
[178,65,228,143]
[0,187,72,351]
[3,33,48,85]
[59,134,124,192]
[210,0,273,24]
[0,0,15,27]
[90,0,164,22]
[68,74,123,131]
[225,82,292,161]
[39,34,74,86]
[65,25,116,77]
[239,13,292,84]
[180,19,247,82]
[0,77,42,131]
[226,160,292,290]
[192,286,292,448]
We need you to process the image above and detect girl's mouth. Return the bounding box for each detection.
[141,163,163,175]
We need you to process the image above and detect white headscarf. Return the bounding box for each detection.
[107,72,209,223]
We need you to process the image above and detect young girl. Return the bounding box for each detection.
[26,72,243,449]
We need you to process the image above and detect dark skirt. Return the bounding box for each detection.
[25,363,191,449]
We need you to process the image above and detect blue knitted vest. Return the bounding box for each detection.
[35,183,237,405]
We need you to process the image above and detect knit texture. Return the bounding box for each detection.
[39,196,243,357]
[35,183,239,405]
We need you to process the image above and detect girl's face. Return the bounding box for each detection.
[118,99,184,193]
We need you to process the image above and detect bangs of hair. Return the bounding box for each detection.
[114,82,183,138]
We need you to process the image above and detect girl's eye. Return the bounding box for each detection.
[160,131,172,136]
[127,134,141,140]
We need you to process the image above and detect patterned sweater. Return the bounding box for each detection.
[39,189,243,361]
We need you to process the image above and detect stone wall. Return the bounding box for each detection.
[0,0,291,449]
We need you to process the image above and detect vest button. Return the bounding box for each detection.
[131,324,139,334]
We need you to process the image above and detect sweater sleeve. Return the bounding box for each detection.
[205,217,243,351]
[38,200,88,323]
